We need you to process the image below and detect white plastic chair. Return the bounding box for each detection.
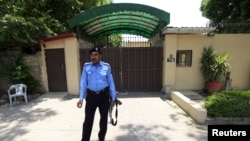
[7,84,28,107]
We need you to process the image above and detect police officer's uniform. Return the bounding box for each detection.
[79,47,116,141]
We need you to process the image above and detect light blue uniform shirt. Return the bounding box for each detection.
[79,61,116,101]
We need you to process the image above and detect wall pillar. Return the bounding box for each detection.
[64,38,80,95]
[162,35,177,93]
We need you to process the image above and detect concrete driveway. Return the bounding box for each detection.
[0,92,207,141]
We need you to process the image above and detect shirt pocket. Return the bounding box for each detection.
[87,71,93,80]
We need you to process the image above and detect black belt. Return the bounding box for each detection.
[87,87,108,95]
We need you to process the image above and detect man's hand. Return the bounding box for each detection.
[77,100,83,108]
[110,101,116,108]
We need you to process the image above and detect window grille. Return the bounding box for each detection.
[176,50,192,67]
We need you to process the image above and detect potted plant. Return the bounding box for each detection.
[200,46,230,94]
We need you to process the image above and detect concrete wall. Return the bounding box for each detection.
[3,33,246,95]
[163,34,250,92]
[41,34,80,95]
[64,38,80,94]
[162,35,178,93]
[23,52,46,93]
[0,51,45,93]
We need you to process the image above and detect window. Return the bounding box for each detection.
[176,50,192,66]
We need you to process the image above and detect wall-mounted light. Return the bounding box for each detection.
[167,54,175,62]
[207,30,216,37]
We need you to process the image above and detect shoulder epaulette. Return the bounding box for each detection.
[84,62,91,66]
[101,61,110,66]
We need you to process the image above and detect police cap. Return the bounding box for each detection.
[89,47,102,54]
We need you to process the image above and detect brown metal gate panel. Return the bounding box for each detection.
[80,47,162,92]
[101,48,122,91]
[121,47,162,91]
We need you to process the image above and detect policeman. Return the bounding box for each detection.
[77,47,116,141]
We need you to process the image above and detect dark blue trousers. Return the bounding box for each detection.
[81,89,110,141]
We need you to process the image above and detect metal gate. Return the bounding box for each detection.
[80,47,163,92]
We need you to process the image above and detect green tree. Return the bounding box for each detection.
[0,0,112,52]
[94,34,122,47]
[200,0,250,33]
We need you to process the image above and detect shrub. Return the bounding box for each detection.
[0,52,41,94]
[205,90,250,117]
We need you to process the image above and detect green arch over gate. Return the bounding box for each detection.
[69,3,170,41]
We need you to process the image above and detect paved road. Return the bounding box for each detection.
[0,92,207,141]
